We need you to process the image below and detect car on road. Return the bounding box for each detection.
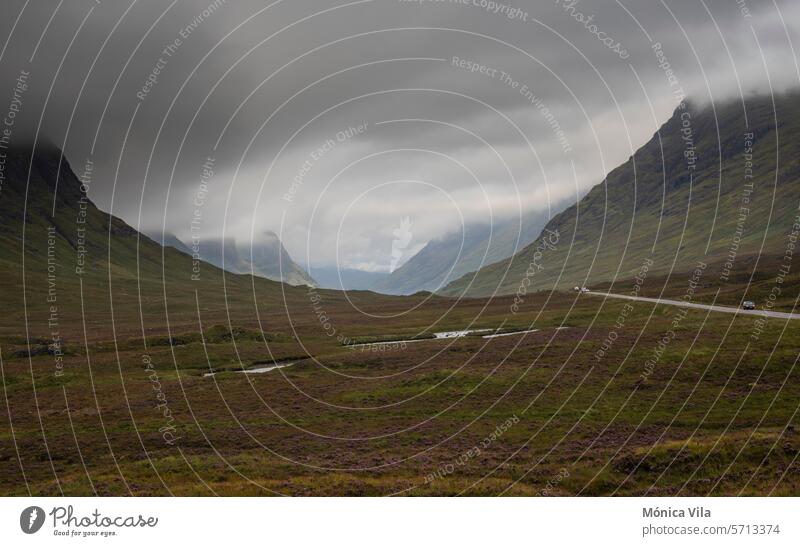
[742,301,756,310]
[580,287,590,293]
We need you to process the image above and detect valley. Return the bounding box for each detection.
[1,93,798,497]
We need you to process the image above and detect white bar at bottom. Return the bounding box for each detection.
[2,497,797,545]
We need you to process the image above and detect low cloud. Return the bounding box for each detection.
[1,0,797,271]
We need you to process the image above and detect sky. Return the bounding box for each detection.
[1,0,798,272]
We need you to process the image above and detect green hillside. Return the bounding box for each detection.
[0,143,317,345]
[442,92,800,300]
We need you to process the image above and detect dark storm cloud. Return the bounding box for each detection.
[0,0,797,271]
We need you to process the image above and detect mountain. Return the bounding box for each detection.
[239,231,316,287]
[0,141,177,284]
[144,230,193,256]
[441,92,800,297]
[0,142,324,344]
[371,216,547,295]
[146,230,316,287]
[192,237,244,272]
[309,265,388,291]
[0,142,200,335]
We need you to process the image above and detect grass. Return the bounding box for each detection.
[1,283,799,496]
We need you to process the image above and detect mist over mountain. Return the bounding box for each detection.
[6,1,797,273]
[371,215,548,295]
[442,91,800,297]
[149,230,316,287]
[242,231,317,287]
[308,266,388,291]
[145,231,194,257]
[0,142,205,318]
[0,141,326,350]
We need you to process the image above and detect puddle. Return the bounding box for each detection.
[433,328,494,339]
[345,326,570,349]
[350,328,495,348]
[204,362,295,377]
[349,338,427,348]
[242,362,295,374]
[482,328,539,339]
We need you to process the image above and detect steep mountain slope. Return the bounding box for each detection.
[0,143,317,342]
[145,229,316,287]
[372,215,546,295]
[144,230,193,256]
[241,231,316,287]
[194,232,316,287]
[192,237,245,273]
[442,92,800,297]
[0,141,181,285]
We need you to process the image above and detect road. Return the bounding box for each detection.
[586,291,800,321]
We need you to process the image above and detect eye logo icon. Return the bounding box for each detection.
[20,506,45,534]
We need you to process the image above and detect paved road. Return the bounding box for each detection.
[586,291,800,321]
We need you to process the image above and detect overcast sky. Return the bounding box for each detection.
[1,0,798,271]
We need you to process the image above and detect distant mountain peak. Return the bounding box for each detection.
[371,216,547,295]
